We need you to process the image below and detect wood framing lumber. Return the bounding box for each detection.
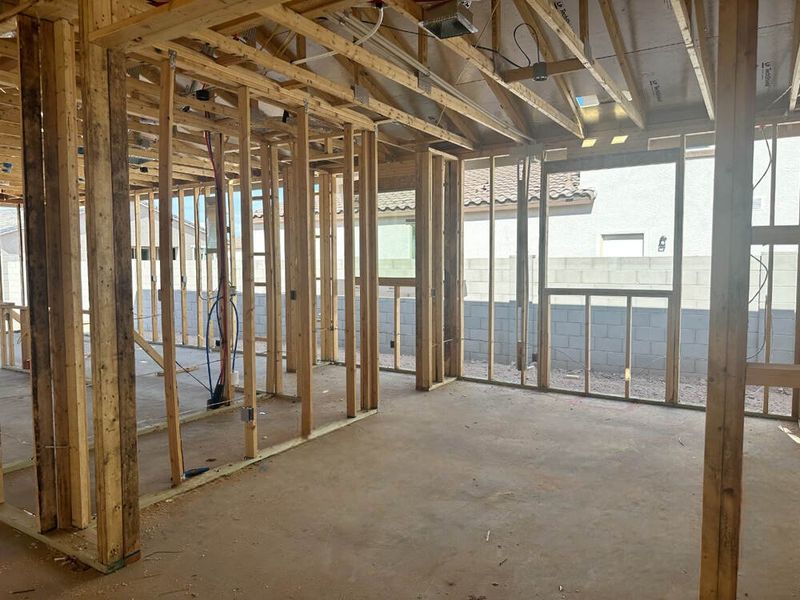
[443,159,463,378]
[261,5,528,142]
[262,143,283,395]
[363,129,379,409]
[295,107,315,436]
[147,42,374,130]
[193,188,204,347]
[501,58,584,82]
[188,30,473,149]
[178,189,188,345]
[18,14,58,533]
[109,33,142,564]
[520,0,645,128]
[699,0,759,597]
[79,0,140,566]
[385,0,582,138]
[746,363,800,388]
[431,154,444,383]
[669,0,715,120]
[133,330,165,369]
[342,124,356,417]
[158,55,185,487]
[239,86,258,458]
[148,191,159,341]
[134,194,144,335]
[88,0,288,50]
[44,18,91,529]
[598,0,647,125]
[415,148,433,391]
[751,225,800,246]
[665,147,686,404]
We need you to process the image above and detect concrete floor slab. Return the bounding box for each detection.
[2,370,799,598]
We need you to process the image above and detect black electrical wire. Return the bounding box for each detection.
[746,127,776,362]
[512,22,540,67]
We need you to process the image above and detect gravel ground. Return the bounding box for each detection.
[371,350,792,417]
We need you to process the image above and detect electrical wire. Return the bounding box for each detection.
[352,18,529,69]
[512,22,540,67]
[746,126,776,361]
[295,6,384,65]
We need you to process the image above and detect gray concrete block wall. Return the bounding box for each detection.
[138,291,794,377]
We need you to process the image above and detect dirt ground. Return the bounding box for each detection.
[2,369,800,599]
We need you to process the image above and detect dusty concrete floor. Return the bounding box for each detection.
[2,366,800,599]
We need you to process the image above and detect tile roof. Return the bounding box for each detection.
[253,162,594,219]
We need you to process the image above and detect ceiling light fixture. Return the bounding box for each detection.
[420,0,478,40]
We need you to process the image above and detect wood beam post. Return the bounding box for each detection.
[431,155,445,384]
[443,159,464,378]
[193,188,203,347]
[43,18,90,529]
[148,190,159,341]
[343,124,356,416]
[363,129,379,409]
[178,189,188,346]
[79,0,140,566]
[516,156,531,385]
[134,194,144,335]
[415,148,433,391]
[262,143,283,395]
[699,0,759,597]
[239,86,258,458]
[295,107,314,436]
[18,13,57,533]
[284,149,297,374]
[158,54,184,486]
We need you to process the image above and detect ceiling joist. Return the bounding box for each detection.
[669,0,715,120]
[520,0,645,128]
[385,0,583,139]
[260,4,530,143]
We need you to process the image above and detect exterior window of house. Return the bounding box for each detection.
[601,233,644,257]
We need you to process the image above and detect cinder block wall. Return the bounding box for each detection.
[133,250,797,377]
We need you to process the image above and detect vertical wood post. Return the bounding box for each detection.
[193,188,203,347]
[431,155,445,384]
[415,148,433,390]
[148,191,159,341]
[78,0,140,565]
[516,156,530,385]
[134,194,143,335]
[666,146,686,404]
[295,107,314,435]
[537,160,551,388]
[178,189,188,346]
[18,14,57,533]
[699,1,758,596]
[262,143,283,395]
[284,148,297,374]
[239,86,258,458]
[444,159,464,378]
[343,124,356,416]
[319,172,332,361]
[488,156,496,380]
[158,55,184,486]
[363,129,379,408]
[44,18,90,528]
